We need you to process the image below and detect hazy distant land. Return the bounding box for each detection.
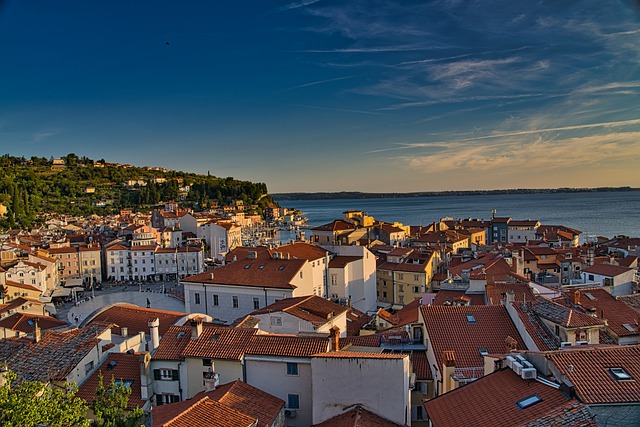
[272,187,638,201]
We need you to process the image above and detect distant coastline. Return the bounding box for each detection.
[272,186,638,201]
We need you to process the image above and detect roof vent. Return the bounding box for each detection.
[107,360,117,371]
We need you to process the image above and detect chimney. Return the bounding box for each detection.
[329,325,340,351]
[210,272,214,280]
[148,318,160,353]
[191,316,203,340]
[139,352,151,400]
[203,367,220,392]
[441,351,457,394]
[34,318,41,343]
[573,290,581,306]
[505,335,518,353]
[121,326,128,337]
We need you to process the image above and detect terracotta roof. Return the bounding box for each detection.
[312,405,404,427]
[420,305,524,374]
[618,294,640,313]
[565,289,640,338]
[311,220,357,232]
[377,261,429,273]
[425,369,593,427]
[486,282,536,305]
[224,246,271,262]
[432,291,486,306]
[153,397,256,427]
[250,295,348,326]
[183,257,306,290]
[408,350,432,379]
[346,307,371,336]
[0,312,67,333]
[77,352,146,409]
[512,303,560,351]
[106,244,129,251]
[5,280,42,293]
[547,345,640,404]
[201,380,285,427]
[531,298,604,329]
[581,264,633,277]
[245,334,329,357]
[329,255,362,268]
[271,241,328,261]
[4,323,111,383]
[86,303,186,337]
[181,327,257,360]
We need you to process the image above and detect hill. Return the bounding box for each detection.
[0,153,276,229]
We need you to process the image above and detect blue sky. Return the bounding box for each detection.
[1,0,640,193]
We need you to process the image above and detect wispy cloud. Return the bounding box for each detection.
[31,130,59,142]
[274,0,324,13]
[288,76,352,89]
[292,103,386,115]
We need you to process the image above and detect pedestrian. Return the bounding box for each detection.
[74,316,79,325]
[147,298,151,308]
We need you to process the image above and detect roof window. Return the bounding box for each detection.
[622,323,636,332]
[259,265,265,269]
[585,292,596,300]
[516,394,542,409]
[278,265,285,270]
[177,331,186,339]
[609,367,633,381]
[244,265,251,269]
[466,314,476,324]
[478,347,489,356]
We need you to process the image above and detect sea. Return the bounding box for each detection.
[274,190,640,242]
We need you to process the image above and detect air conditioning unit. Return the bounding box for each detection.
[285,409,297,418]
[512,361,523,375]
[560,342,572,348]
[521,368,537,380]
[505,355,516,369]
[576,341,589,345]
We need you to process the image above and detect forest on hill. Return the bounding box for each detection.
[0,154,276,229]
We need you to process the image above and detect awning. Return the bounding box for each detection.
[63,278,84,288]
[51,287,72,298]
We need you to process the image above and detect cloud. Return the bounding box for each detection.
[399,131,640,175]
[274,0,324,12]
[31,130,59,142]
[288,76,353,89]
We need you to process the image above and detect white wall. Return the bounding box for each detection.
[311,355,410,426]
[245,356,313,427]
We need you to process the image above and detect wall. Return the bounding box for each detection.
[311,355,410,426]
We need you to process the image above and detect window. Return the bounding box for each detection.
[383,291,387,298]
[413,286,420,293]
[398,273,404,280]
[213,294,219,306]
[202,358,212,367]
[253,297,260,310]
[609,367,633,381]
[156,394,180,406]
[114,379,133,388]
[271,316,282,326]
[588,274,594,281]
[331,274,337,286]
[466,314,476,324]
[399,285,404,292]
[516,394,542,409]
[232,296,239,308]
[478,347,489,356]
[154,369,179,381]
[287,394,300,409]
[414,274,420,281]
[85,361,94,374]
[286,363,298,376]
[194,293,201,305]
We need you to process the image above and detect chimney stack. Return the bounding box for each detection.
[148,318,160,353]
[442,350,457,394]
[573,290,581,306]
[34,318,41,343]
[505,335,518,353]
[191,316,203,340]
[329,325,340,351]
[203,368,220,392]
[121,326,128,337]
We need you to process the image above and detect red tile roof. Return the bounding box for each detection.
[486,281,536,305]
[250,295,348,326]
[271,241,328,261]
[432,290,486,306]
[312,405,404,427]
[0,312,67,333]
[565,289,640,338]
[181,327,257,360]
[86,303,186,337]
[153,397,256,427]
[183,257,307,290]
[77,352,146,409]
[329,255,361,268]
[424,369,593,427]
[531,298,604,329]
[245,334,329,357]
[420,305,524,373]
[547,345,640,404]
[581,264,633,277]
[408,350,431,379]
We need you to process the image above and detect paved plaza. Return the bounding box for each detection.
[55,282,186,326]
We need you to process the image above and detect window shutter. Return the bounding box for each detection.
[172,369,180,381]
[153,369,161,380]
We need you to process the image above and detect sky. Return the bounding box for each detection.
[1,0,640,193]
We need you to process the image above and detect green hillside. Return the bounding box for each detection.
[0,154,276,229]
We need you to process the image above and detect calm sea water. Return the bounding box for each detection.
[275,190,640,240]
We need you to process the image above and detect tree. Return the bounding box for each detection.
[0,371,90,427]
[90,371,143,427]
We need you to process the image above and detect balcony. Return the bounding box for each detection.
[380,334,426,351]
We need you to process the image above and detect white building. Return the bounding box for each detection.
[181,255,313,324]
[4,260,48,294]
[581,264,638,296]
[198,220,242,261]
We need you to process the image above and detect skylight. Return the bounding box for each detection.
[609,367,633,381]
[278,265,285,270]
[177,331,186,338]
[516,394,542,409]
[466,314,476,324]
[244,265,251,269]
[585,292,596,301]
[622,323,636,332]
[478,347,489,356]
